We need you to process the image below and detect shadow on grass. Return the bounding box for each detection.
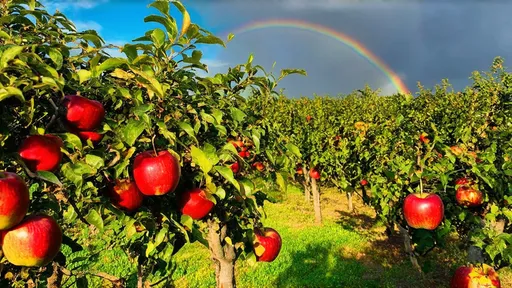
[272,240,456,288]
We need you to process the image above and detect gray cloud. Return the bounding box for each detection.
[189,1,512,97]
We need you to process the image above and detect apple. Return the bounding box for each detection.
[230,140,244,149]
[76,130,104,144]
[230,162,240,174]
[419,132,430,144]
[0,172,30,230]
[309,169,320,180]
[455,177,473,186]
[19,134,63,172]
[238,151,250,158]
[62,95,105,131]
[1,215,62,267]
[403,193,444,230]
[450,264,501,288]
[296,166,303,175]
[254,227,282,262]
[179,188,215,220]
[306,115,312,122]
[252,162,265,172]
[451,146,464,156]
[109,179,144,212]
[133,150,181,196]
[360,179,368,186]
[456,187,483,207]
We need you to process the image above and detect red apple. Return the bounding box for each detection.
[360,179,368,186]
[450,264,501,288]
[456,187,483,207]
[230,162,240,174]
[1,215,62,267]
[109,179,144,212]
[0,172,30,230]
[309,169,320,180]
[419,132,430,144]
[306,115,312,122]
[296,166,303,175]
[252,162,265,172]
[238,151,250,158]
[254,227,282,262]
[133,150,181,196]
[403,193,444,230]
[19,134,63,172]
[77,131,104,144]
[62,95,105,131]
[179,188,215,220]
[455,177,473,186]
[451,146,464,156]
[230,140,244,149]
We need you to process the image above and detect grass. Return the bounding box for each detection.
[172,186,512,288]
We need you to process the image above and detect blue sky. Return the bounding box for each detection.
[40,0,512,98]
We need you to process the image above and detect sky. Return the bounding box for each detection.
[40,0,512,98]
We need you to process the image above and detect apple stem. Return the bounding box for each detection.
[420,177,423,197]
[151,134,157,157]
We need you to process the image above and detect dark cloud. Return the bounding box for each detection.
[191,1,512,97]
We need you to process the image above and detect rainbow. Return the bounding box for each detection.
[224,19,410,95]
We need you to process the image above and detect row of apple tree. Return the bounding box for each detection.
[260,60,512,269]
[0,0,301,287]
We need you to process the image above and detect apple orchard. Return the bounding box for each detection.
[0,0,511,287]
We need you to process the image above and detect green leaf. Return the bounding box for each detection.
[286,143,302,158]
[151,28,166,47]
[154,226,168,247]
[230,107,246,122]
[215,187,226,200]
[110,68,134,80]
[0,30,10,40]
[178,121,198,143]
[48,48,63,69]
[278,68,307,81]
[58,133,82,150]
[37,171,62,186]
[195,35,225,47]
[214,165,240,191]
[191,146,213,174]
[149,0,170,15]
[119,119,146,146]
[227,33,235,42]
[171,0,190,37]
[276,172,287,193]
[144,15,176,36]
[85,154,105,169]
[85,209,104,232]
[77,69,92,84]
[0,45,24,68]
[0,87,24,102]
[180,214,193,230]
[239,178,255,196]
[96,58,127,75]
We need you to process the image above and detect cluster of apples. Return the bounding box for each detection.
[0,173,62,267]
[112,146,216,221]
[228,139,265,174]
[226,140,282,262]
[403,176,485,231]
[295,164,321,180]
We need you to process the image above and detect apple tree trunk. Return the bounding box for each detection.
[310,177,322,224]
[207,220,236,288]
[398,224,421,272]
[346,191,354,212]
[302,166,311,202]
